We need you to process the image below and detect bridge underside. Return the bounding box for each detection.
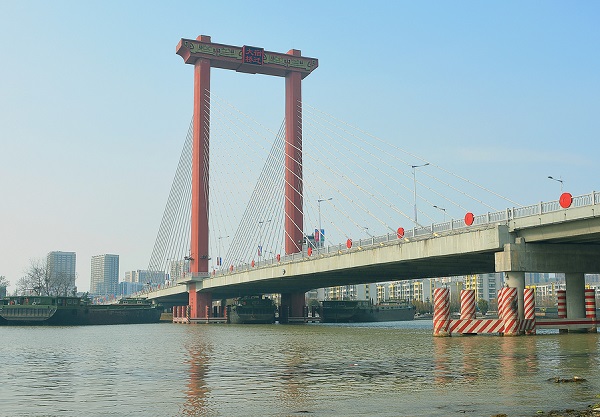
[147,210,600,304]
[202,252,497,298]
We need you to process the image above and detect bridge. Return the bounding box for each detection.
[140,35,600,325]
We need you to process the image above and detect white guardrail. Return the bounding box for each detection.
[149,191,600,289]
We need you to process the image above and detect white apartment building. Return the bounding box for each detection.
[90,254,119,296]
[47,251,77,295]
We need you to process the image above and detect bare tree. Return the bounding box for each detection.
[18,259,49,295]
[15,258,75,296]
[51,270,74,296]
[0,275,8,297]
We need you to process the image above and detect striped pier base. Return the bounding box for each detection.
[585,288,597,333]
[499,287,519,336]
[460,290,476,320]
[433,288,450,337]
[557,289,567,333]
[449,317,504,334]
[520,288,536,335]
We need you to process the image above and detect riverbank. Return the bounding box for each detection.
[491,404,600,417]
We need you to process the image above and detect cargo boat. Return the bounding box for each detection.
[0,295,162,326]
[321,300,415,323]
[228,296,275,324]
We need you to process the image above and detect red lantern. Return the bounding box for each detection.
[346,238,352,248]
[464,212,474,226]
[251,260,255,267]
[397,227,405,238]
[559,192,573,209]
[308,247,313,256]
[276,254,281,262]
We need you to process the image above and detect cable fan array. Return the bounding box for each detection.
[147,91,522,282]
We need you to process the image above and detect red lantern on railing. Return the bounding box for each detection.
[464,212,474,226]
[397,227,405,238]
[308,247,313,256]
[346,238,352,248]
[559,192,573,208]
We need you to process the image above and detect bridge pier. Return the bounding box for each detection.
[565,272,586,333]
[280,292,305,324]
[189,284,212,319]
[504,271,525,321]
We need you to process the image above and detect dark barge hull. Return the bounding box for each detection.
[0,298,161,326]
[321,301,415,323]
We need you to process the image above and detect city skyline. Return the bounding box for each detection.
[1,2,599,292]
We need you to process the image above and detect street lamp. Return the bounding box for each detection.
[217,236,229,268]
[547,176,564,193]
[258,219,271,260]
[412,163,430,225]
[433,205,446,221]
[317,197,332,247]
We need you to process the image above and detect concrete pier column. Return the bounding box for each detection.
[505,271,525,321]
[189,284,212,319]
[565,273,585,320]
[523,288,536,335]
[460,290,476,319]
[281,292,305,323]
[584,288,597,333]
[433,288,450,337]
[499,287,519,336]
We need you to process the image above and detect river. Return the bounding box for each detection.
[0,321,598,417]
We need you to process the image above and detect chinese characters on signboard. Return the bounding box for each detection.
[242,45,264,65]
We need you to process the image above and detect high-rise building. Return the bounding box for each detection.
[47,251,77,295]
[90,254,119,296]
[124,270,161,285]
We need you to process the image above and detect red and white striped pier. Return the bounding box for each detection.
[433,286,598,336]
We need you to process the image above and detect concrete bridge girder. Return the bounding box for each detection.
[509,205,600,244]
[186,224,511,297]
[495,242,600,274]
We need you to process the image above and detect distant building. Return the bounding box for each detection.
[90,254,119,297]
[124,270,162,285]
[168,259,190,282]
[47,251,77,295]
[323,284,376,301]
[118,281,143,296]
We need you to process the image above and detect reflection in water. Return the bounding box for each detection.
[277,337,313,413]
[1,323,599,417]
[180,338,212,416]
[433,336,452,385]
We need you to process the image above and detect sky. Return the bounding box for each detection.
[1,1,598,292]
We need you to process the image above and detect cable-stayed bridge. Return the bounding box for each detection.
[141,36,600,322]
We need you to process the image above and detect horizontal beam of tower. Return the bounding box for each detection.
[176,38,318,78]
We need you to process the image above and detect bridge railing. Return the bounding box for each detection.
[158,191,599,286]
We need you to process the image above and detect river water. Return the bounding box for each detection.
[0,321,599,417]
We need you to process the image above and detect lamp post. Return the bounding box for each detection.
[317,197,332,247]
[433,205,446,221]
[217,236,228,269]
[412,163,429,225]
[258,219,271,261]
[547,176,564,193]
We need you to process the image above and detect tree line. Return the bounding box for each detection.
[1,259,76,297]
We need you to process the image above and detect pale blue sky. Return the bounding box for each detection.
[1,1,598,291]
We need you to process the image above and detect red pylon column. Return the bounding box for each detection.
[282,50,305,323]
[285,49,303,255]
[189,35,212,318]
